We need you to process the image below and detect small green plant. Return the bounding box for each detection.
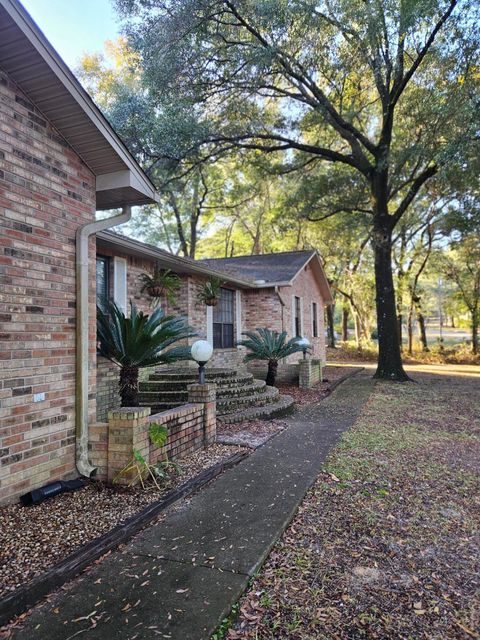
[196,277,223,306]
[238,328,306,386]
[113,422,181,490]
[139,264,181,305]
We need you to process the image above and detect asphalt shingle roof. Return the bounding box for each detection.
[199,250,316,284]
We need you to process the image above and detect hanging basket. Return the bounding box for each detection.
[146,285,164,298]
[205,297,219,307]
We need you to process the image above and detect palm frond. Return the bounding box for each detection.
[97,301,197,368]
[237,328,305,362]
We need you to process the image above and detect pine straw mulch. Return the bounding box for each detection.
[227,370,480,639]
[0,443,247,598]
[277,365,360,405]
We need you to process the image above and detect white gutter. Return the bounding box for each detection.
[75,206,132,477]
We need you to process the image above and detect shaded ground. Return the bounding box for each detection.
[228,366,480,639]
[327,343,480,366]
[278,365,360,406]
[0,443,247,597]
[216,366,361,449]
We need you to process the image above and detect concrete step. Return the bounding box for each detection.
[218,394,295,424]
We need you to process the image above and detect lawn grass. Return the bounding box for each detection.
[226,370,480,639]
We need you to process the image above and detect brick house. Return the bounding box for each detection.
[94,232,332,419]
[0,0,331,504]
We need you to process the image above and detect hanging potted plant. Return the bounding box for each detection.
[139,264,181,305]
[196,277,223,306]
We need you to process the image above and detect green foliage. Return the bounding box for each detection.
[139,265,181,305]
[97,300,195,369]
[238,329,305,363]
[149,422,168,448]
[196,277,224,305]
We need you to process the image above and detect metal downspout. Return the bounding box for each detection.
[275,285,286,333]
[75,205,132,477]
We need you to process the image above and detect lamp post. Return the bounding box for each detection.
[191,340,213,384]
[296,337,310,359]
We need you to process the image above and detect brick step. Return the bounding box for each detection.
[149,368,246,382]
[138,380,266,403]
[141,385,280,416]
[216,386,279,413]
[140,374,254,391]
[218,395,295,424]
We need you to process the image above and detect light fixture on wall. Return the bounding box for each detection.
[191,340,213,384]
[296,337,310,359]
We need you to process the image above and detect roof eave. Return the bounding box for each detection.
[96,231,255,288]
[0,0,158,209]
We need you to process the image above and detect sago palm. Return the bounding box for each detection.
[97,301,195,406]
[238,328,305,386]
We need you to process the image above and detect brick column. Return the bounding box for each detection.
[107,407,151,484]
[299,359,313,389]
[187,384,217,445]
[312,358,323,383]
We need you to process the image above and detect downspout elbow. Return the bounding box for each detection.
[75,205,132,478]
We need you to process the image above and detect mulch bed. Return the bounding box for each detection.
[0,443,247,598]
[227,370,480,639]
[277,365,361,405]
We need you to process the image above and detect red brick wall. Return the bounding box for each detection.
[242,262,326,379]
[279,261,326,362]
[0,69,96,503]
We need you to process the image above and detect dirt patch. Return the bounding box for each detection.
[217,419,288,448]
[228,370,480,639]
[0,443,247,598]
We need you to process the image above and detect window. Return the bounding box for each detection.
[213,288,234,348]
[113,256,127,314]
[96,256,110,313]
[294,296,301,337]
[312,302,318,337]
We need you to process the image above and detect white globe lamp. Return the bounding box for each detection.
[296,337,310,359]
[191,340,213,384]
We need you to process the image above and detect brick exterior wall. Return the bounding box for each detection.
[0,68,96,503]
[278,261,326,362]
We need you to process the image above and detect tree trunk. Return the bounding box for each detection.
[266,360,278,386]
[342,306,349,342]
[354,313,361,346]
[119,365,140,407]
[372,224,410,380]
[326,304,336,348]
[417,311,429,352]
[397,314,403,350]
[407,307,414,355]
[472,311,478,355]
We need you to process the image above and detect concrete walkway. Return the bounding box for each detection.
[11,374,374,640]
